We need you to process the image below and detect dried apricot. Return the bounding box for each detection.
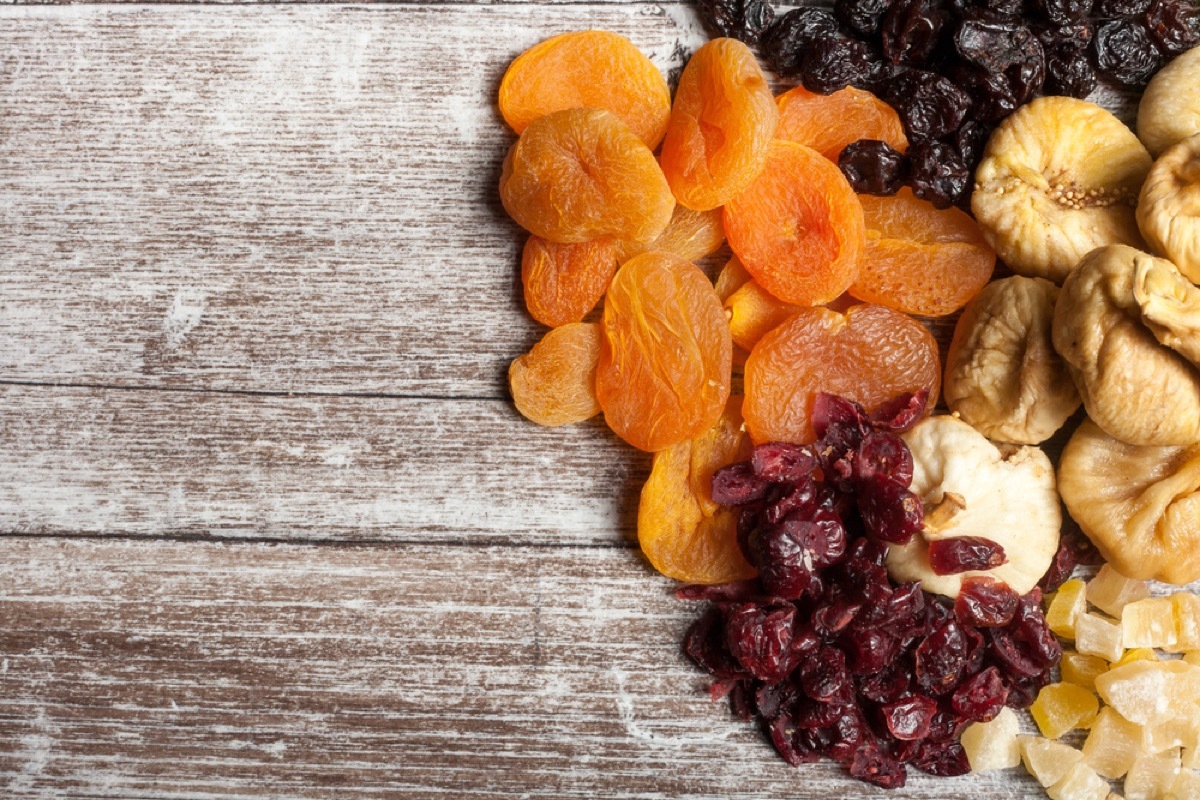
[596,252,732,452]
[499,31,672,150]
[615,205,725,265]
[659,38,779,211]
[715,255,753,302]
[775,85,909,162]
[638,396,756,584]
[725,280,801,351]
[509,322,602,427]
[500,108,674,244]
[724,140,865,306]
[522,235,617,327]
[849,188,996,317]
[743,304,940,443]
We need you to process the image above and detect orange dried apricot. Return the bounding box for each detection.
[499,31,672,149]
[659,38,779,211]
[500,108,674,244]
[849,188,996,317]
[725,280,802,351]
[509,322,602,426]
[596,252,732,452]
[743,303,940,443]
[615,205,725,265]
[715,255,753,302]
[775,86,909,162]
[638,396,756,584]
[522,235,617,327]
[724,140,865,306]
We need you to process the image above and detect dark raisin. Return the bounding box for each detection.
[803,35,878,94]
[955,577,1020,627]
[838,139,909,195]
[1092,19,1164,86]
[837,0,895,34]
[1044,39,1099,96]
[1145,0,1200,54]
[1038,0,1094,25]
[695,0,776,44]
[881,0,947,66]
[760,7,841,76]
[908,140,970,209]
[886,70,972,141]
[928,536,1008,574]
[1035,21,1095,48]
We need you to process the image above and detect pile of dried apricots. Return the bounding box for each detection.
[502,29,994,581]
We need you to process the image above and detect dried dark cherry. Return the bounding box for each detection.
[838,139,909,195]
[908,140,971,209]
[881,0,947,65]
[1092,18,1164,86]
[1044,40,1098,96]
[838,0,896,35]
[886,70,972,141]
[696,0,776,43]
[803,35,879,94]
[759,7,840,76]
[1144,0,1200,54]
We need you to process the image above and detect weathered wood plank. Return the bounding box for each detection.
[0,384,650,543]
[0,536,1046,799]
[0,5,706,398]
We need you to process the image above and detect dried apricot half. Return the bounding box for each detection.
[724,140,865,306]
[638,396,756,584]
[500,108,674,244]
[743,303,940,443]
[596,252,732,452]
[775,85,909,162]
[615,205,725,265]
[522,235,617,327]
[659,38,779,211]
[509,322,602,427]
[849,188,996,317]
[499,31,672,149]
[725,280,801,351]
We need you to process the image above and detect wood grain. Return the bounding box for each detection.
[0,384,650,544]
[0,5,707,398]
[0,536,1048,799]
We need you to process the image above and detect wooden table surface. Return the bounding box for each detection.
[0,4,1089,798]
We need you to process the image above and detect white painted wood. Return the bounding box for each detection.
[0,536,1048,799]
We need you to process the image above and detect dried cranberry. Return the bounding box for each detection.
[1005,675,1044,709]
[711,462,770,506]
[955,577,1019,627]
[838,139,909,196]
[855,431,915,486]
[744,524,814,599]
[752,442,818,482]
[850,742,908,788]
[952,666,1009,721]
[759,7,840,76]
[828,708,871,762]
[928,536,1008,574]
[684,608,747,680]
[1011,591,1062,669]
[858,661,914,704]
[1038,538,1077,593]
[844,629,902,675]
[837,0,895,35]
[857,474,924,544]
[767,715,821,765]
[868,389,929,433]
[812,393,871,439]
[813,601,863,638]
[676,580,760,603]
[799,646,854,702]
[915,621,967,695]
[695,0,776,43]
[1144,0,1200,53]
[756,679,802,720]
[908,140,971,209]
[803,35,879,94]
[1092,19,1163,86]
[795,697,849,729]
[913,740,971,776]
[764,478,821,525]
[882,0,946,65]
[726,602,799,683]
[881,694,938,739]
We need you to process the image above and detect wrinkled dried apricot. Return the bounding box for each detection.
[509,322,602,426]
[499,31,672,149]
[775,85,909,162]
[725,280,801,351]
[522,235,617,327]
[659,38,779,211]
[743,303,940,443]
[596,252,732,452]
[639,396,756,584]
[724,140,865,306]
[849,188,996,317]
[500,108,674,244]
[715,255,753,302]
[615,205,725,265]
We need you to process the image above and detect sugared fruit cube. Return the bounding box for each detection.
[1124,749,1180,800]
[1048,579,1088,640]
[1077,612,1125,662]
[1087,565,1150,618]
[1095,660,1200,727]
[1115,648,1160,667]
[1062,650,1111,692]
[1121,597,1178,650]
[1171,768,1200,800]
[1032,682,1100,738]
[962,706,1021,772]
[1083,707,1144,779]
[1021,735,1085,787]
[1175,593,1200,653]
[1048,762,1111,800]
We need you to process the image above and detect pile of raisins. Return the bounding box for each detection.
[697,0,1200,208]
[679,392,1068,788]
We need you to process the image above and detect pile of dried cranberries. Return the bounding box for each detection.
[679,392,1062,788]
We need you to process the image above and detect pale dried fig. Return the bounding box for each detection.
[1134,255,1200,366]
[1059,418,1200,584]
[1052,244,1200,446]
[944,276,1081,444]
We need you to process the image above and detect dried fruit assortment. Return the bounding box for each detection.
[495,16,1200,798]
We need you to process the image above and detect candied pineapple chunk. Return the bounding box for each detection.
[1146,705,1200,753]
[1088,565,1151,618]
[1078,612,1125,662]
[1122,598,1179,650]
[1176,593,1200,653]
[1171,768,1200,800]
[1063,650,1111,691]
[1124,749,1180,800]
[1096,660,1200,727]
[1084,707,1144,779]
[1021,735,1085,787]
[962,706,1021,771]
[1186,652,1200,667]
[1048,762,1111,800]
[1115,648,1160,667]
[1032,683,1101,738]
[1049,579,1089,639]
